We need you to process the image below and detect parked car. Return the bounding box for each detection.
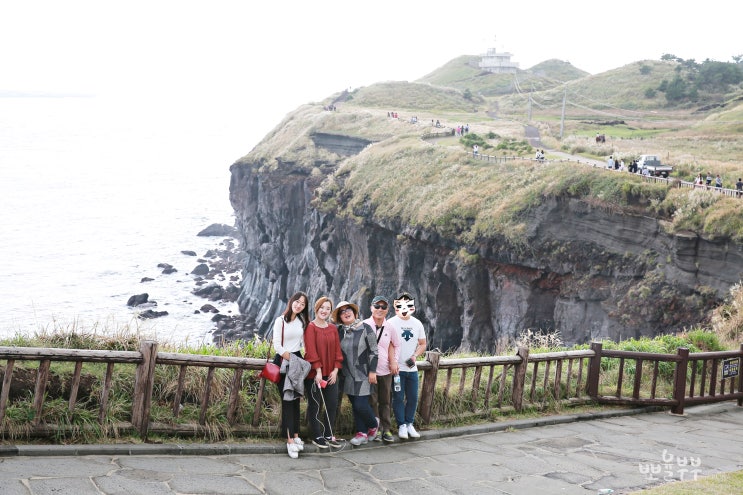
[637,154,673,177]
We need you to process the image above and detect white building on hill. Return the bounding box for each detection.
[479,41,519,74]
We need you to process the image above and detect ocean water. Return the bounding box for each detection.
[0,96,254,346]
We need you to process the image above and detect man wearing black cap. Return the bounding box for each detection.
[363,295,401,443]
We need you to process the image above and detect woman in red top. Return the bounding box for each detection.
[304,296,344,448]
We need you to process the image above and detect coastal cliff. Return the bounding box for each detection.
[228,100,743,352]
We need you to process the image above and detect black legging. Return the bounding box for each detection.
[306,378,339,440]
[276,351,303,439]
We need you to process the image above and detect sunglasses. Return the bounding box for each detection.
[372,304,388,310]
[340,307,354,315]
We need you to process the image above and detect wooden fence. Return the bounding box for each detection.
[466,150,743,198]
[1,341,741,440]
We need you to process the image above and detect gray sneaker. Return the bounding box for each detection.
[368,417,380,441]
[350,432,368,446]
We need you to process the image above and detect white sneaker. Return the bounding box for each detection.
[293,437,304,451]
[398,424,408,440]
[407,424,420,438]
[287,442,299,459]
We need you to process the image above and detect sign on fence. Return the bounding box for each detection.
[722,358,740,379]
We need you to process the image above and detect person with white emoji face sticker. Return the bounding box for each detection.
[388,292,427,440]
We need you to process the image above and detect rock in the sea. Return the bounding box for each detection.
[138,309,169,319]
[193,283,223,301]
[200,304,219,313]
[157,263,178,274]
[210,314,257,345]
[141,277,154,283]
[127,293,150,307]
[197,223,238,237]
[191,263,210,276]
[181,250,197,256]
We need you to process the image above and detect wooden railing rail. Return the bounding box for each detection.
[154,350,268,434]
[587,342,743,414]
[460,150,743,199]
[683,345,743,410]
[416,348,594,424]
[0,346,142,430]
[1,341,742,439]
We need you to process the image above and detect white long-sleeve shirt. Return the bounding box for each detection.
[273,316,304,356]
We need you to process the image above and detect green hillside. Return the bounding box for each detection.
[416,55,585,97]
[251,53,743,243]
[417,55,743,116]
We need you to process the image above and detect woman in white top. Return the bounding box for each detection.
[272,291,309,458]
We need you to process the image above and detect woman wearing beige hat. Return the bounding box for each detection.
[334,300,379,446]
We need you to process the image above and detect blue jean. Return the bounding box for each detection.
[392,370,419,426]
[347,395,377,433]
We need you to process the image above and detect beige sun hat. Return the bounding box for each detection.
[332,300,359,323]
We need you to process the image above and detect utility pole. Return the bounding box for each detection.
[559,89,566,140]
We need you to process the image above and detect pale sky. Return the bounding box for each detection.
[2,1,739,149]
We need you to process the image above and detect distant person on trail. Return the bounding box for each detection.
[607,156,614,170]
[473,144,479,155]
[715,175,723,189]
[706,172,713,186]
[736,178,743,197]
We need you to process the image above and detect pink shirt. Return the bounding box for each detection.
[362,317,401,376]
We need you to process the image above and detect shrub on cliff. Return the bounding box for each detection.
[328,138,674,247]
[657,188,743,242]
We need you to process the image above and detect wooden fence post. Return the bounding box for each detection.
[511,346,529,411]
[738,344,743,407]
[671,347,689,415]
[0,359,15,423]
[419,350,440,425]
[131,340,158,439]
[587,342,602,398]
[32,359,50,426]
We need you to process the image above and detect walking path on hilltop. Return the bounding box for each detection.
[1,402,742,494]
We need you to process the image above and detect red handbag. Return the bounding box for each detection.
[259,321,284,383]
[259,360,281,383]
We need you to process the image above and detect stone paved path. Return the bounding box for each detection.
[1,402,742,494]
